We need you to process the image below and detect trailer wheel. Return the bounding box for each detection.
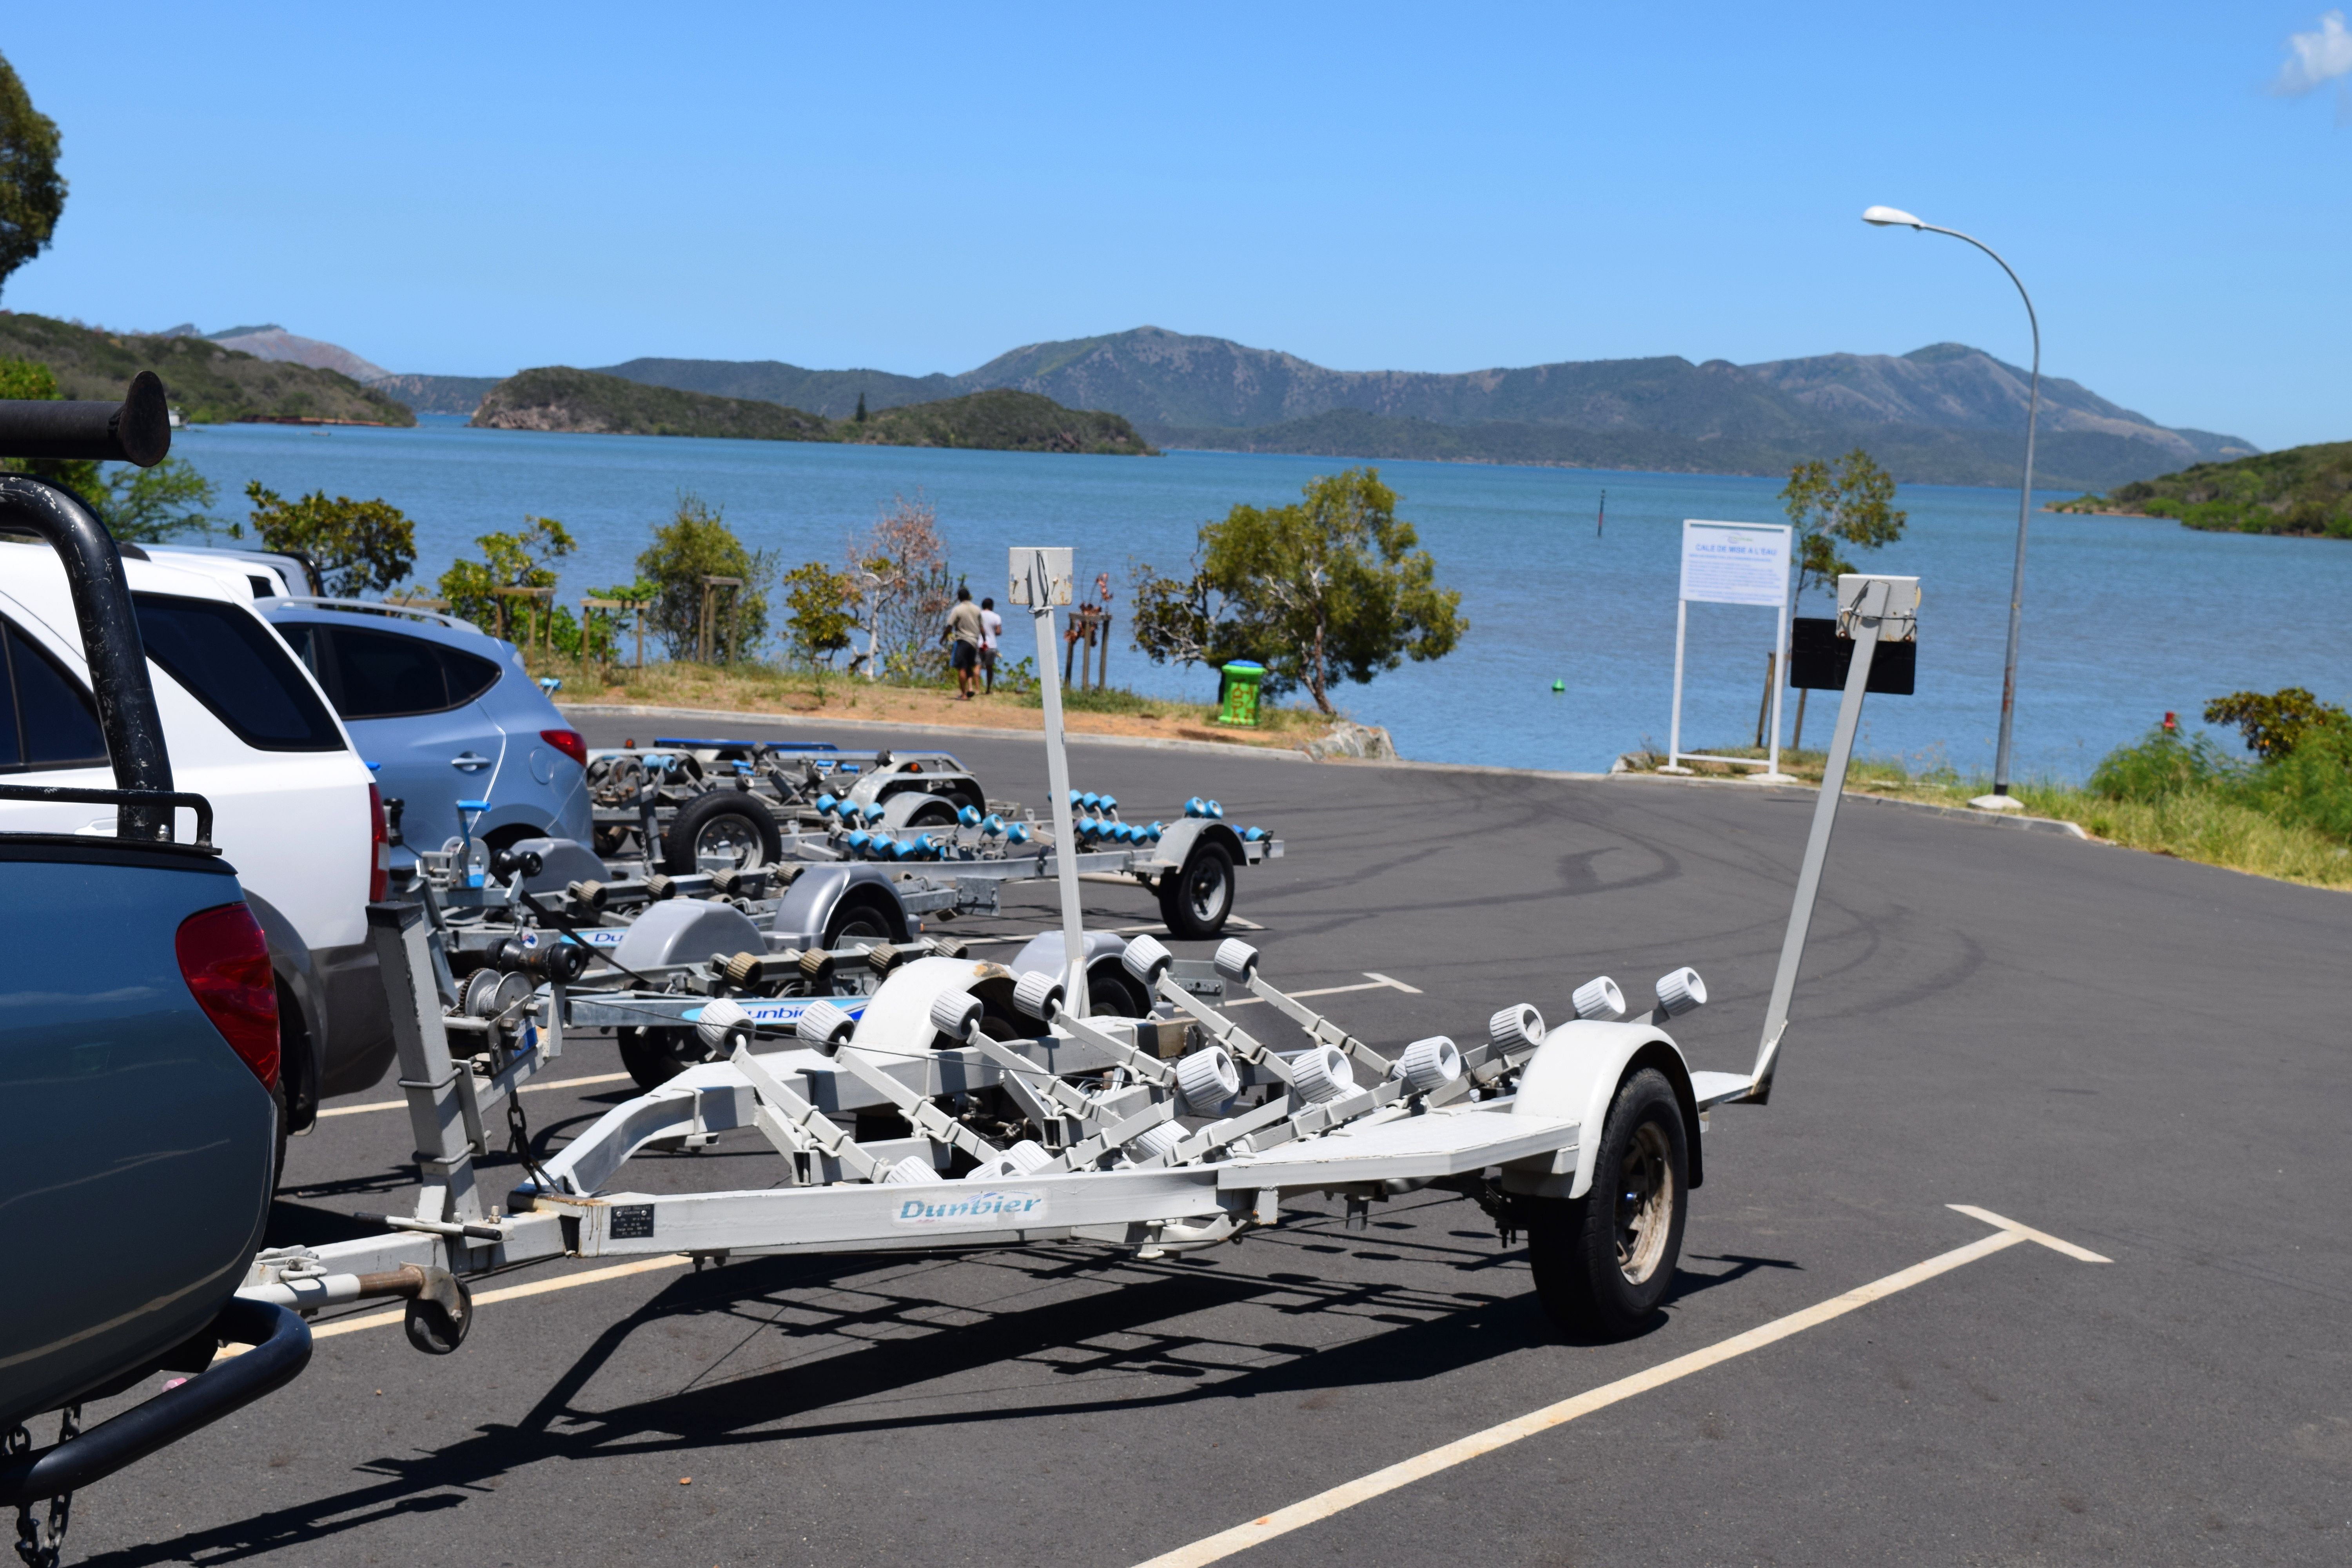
[663,790,782,875]
[1526,1067,1688,1341]
[1085,959,1149,1018]
[1158,840,1235,939]
[823,886,909,947]
[619,1025,706,1089]
[903,797,960,829]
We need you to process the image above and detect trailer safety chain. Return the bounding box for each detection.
[505,1091,557,1197]
[7,1405,77,1568]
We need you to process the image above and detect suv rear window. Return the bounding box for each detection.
[0,618,109,773]
[132,592,344,752]
[282,623,503,720]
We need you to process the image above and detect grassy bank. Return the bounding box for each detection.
[519,651,1331,749]
[1617,740,2352,891]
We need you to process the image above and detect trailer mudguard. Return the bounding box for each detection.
[609,897,766,972]
[845,955,1024,1054]
[1505,1020,1703,1198]
[1138,817,1244,875]
[769,862,906,951]
[508,837,608,894]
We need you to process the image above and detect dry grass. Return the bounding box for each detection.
[519,652,1332,750]
[1621,743,2352,892]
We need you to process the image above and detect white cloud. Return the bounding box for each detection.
[2276,11,2352,95]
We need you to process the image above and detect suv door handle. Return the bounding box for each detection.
[451,752,492,771]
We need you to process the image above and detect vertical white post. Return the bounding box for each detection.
[1664,598,1689,772]
[1766,592,1788,779]
[1019,549,1090,1017]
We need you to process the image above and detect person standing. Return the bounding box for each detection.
[978,595,1003,695]
[942,585,985,701]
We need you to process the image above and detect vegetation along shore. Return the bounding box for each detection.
[2055,440,2352,539]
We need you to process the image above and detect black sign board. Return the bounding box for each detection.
[1787,616,1915,695]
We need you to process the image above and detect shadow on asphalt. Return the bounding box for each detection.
[80,1247,1555,1566]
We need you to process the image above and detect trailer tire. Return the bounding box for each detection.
[619,1025,706,1089]
[663,790,782,875]
[1525,1067,1688,1341]
[1084,959,1149,1018]
[823,886,909,947]
[1158,840,1236,940]
[903,797,960,829]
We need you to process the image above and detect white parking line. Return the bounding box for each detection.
[1225,974,1422,1008]
[315,1071,635,1120]
[1129,1207,2110,1568]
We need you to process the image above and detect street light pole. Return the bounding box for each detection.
[1862,205,2040,805]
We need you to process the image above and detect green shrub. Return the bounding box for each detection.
[2238,713,2352,843]
[2088,723,2232,802]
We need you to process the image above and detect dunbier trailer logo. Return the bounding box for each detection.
[891,1188,1045,1228]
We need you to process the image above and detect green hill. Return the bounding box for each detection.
[473,367,831,439]
[2053,442,2352,539]
[0,312,414,426]
[847,389,1154,454]
[470,367,1154,455]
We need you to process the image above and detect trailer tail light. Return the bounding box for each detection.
[541,728,588,768]
[368,783,390,902]
[176,903,279,1089]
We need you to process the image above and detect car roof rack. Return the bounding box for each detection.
[270,597,485,634]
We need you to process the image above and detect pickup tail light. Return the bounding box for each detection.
[176,903,279,1089]
[368,783,390,902]
[541,728,588,768]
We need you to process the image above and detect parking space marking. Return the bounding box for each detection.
[955,915,1267,947]
[1225,973,1423,1008]
[221,1256,693,1356]
[316,1071,636,1120]
[1131,1207,2109,1568]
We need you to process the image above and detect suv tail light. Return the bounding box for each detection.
[176,903,279,1088]
[541,728,588,768]
[368,783,390,902]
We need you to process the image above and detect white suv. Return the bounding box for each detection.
[0,540,390,1133]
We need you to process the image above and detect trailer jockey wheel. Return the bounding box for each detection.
[1157,840,1235,940]
[663,791,782,875]
[1525,1068,1688,1341]
[403,1270,474,1355]
[619,1025,706,1089]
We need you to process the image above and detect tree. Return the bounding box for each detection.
[1132,467,1465,714]
[2205,687,2346,761]
[0,54,64,301]
[781,561,858,666]
[1780,448,1907,601]
[854,391,868,424]
[103,459,218,543]
[845,491,953,681]
[635,493,773,661]
[242,481,416,597]
[437,516,575,635]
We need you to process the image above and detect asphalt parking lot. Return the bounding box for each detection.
[60,715,2352,1566]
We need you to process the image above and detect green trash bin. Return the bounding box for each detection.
[1216,661,1265,727]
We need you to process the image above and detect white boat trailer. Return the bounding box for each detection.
[240,566,1920,1348]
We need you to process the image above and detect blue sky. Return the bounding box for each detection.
[4,4,2346,449]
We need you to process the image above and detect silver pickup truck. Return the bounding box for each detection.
[0,377,310,1562]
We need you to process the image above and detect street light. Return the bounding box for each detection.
[1863,204,2039,806]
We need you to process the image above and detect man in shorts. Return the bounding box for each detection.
[978,596,1003,694]
[943,586,985,700]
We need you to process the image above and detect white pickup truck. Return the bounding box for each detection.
[0,541,389,1139]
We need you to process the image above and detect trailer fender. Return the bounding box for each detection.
[1505,1020,1703,1198]
[769,862,907,951]
[846,955,1022,1056]
[610,897,766,973]
[1141,818,1244,876]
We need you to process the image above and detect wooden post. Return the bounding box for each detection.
[1098,612,1111,690]
[699,576,743,666]
[1754,651,1776,750]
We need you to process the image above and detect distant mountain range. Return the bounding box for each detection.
[161,323,393,383]
[577,329,2253,490]
[270,322,2254,491]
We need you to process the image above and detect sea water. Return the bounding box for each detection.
[164,417,2352,781]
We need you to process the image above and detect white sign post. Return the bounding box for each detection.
[1664,520,1794,781]
[1009,547,1089,1015]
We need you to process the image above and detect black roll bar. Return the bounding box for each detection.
[0,375,180,840]
[0,1298,312,1507]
